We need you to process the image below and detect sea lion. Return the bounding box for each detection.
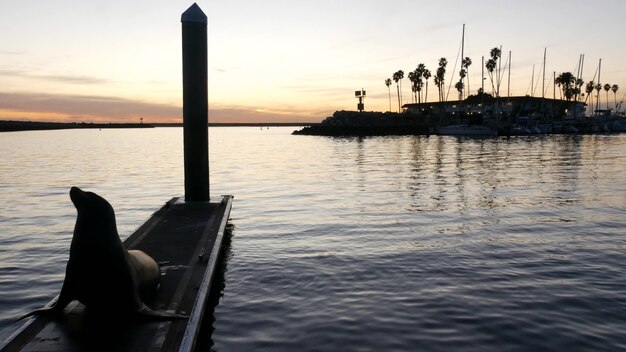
[22,187,183,320]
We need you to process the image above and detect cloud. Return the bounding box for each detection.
[0,91,180,122]
[0,91,324,123]
[209,107,318,123]
[0,69,110,85]
[0,50,26,55]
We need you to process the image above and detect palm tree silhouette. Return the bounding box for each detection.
[455,81,464,100]
[556,72,576,101]
[434,58,447,103]
[604,83,611,110]
[611,84,619,110]
[385,78,392,112]
[485,48,501,97]
[595,83,603,112]
[423,68,432,104]
[585,81,595,102]
[574,79,584,102]
[459,57,472,100]
[408,71,417,104]
[393,70,405,112]
[414,64,426,106]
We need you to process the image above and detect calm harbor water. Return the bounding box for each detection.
[1,127,626,351]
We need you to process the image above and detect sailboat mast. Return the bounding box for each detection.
[553,71,556,100]
[507,51,511,99]
[575,54,584,103]
[542,48,546,115]
[553,71,556,117]
[597,58,602,115]
[498,46,502,96]
[481,56,485,116]
[531,65,535,98]
[461,24,465,101]
[542,48,546,99]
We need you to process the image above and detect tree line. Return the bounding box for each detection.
[555,72,619,113]
[385,47,620,114]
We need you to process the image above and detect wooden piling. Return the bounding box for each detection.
[182,3,209,202]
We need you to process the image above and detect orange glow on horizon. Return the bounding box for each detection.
[0,107,323,124]
[0,109,182,124]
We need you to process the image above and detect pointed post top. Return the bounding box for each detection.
[181,3,207,24]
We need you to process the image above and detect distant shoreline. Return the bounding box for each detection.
[0,120,317,132]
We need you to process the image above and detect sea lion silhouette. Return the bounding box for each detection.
[22,187,184,320]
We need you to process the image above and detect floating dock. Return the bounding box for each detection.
[1,195,233,352]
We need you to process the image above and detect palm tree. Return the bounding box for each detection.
[434,58,447,103]
[385,78,392,112]
[485,47,501,96]
[455,81,464,100]
[584,81,595,102]
[604,83,611,110]
[393,70,404,112]
[612,84,619,110]
[556,72,578,117]
[595,83,602,112]
[423,68,432,104]
[459,57,472,100]
[555,72,576,101]
[415,64,427,105]
[574,79,584,102]
[408,71,417,104]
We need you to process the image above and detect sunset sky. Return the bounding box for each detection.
[1,0,625,123]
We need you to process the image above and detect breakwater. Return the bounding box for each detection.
[293,110,432,136]
[0,120,153,132]
[294,110,626,136]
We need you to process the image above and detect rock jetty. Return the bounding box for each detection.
[293,110,432,136]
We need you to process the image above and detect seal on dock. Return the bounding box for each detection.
[22,187,184,320]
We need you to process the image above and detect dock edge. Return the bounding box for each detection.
[178,194,233,352]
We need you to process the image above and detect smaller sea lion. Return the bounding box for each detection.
[22,187,184,320]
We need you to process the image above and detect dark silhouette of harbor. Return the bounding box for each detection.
[0,120,153,132]
[0,120,314,132]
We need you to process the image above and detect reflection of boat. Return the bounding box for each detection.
[438,124,497,136]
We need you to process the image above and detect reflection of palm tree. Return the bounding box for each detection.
[393,70,404,112]
[385,78,392,112]
[611,84,619,110]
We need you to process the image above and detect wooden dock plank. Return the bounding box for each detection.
[1,195,233,352]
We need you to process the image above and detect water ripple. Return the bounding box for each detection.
[2,129,626,350]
